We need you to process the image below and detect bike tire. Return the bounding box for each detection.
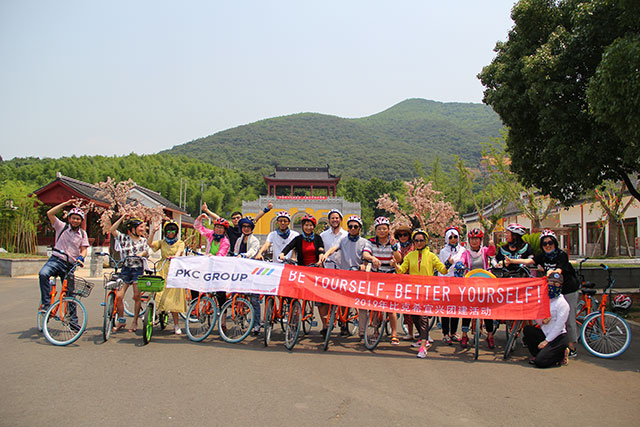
[103,292,116,342]
[124,299,146,318]
[143,301,154,345]
[279,298,290,333]
[581,311,631,358]
[323,305,337,351]
[185,296,218,342]
[503,320,522,360]
[263,297,275,347]
[302,300,314,335]
[37,309,44,332]
[284,299,302,351]
[364,311,387,351]
[474,318,480,360]
[218,297,254,343]
[42,297,87,346]
[345,307,359,336]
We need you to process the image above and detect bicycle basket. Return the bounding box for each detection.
[71,276,94,298]
[103,272,123,290]
[137,275,165,293]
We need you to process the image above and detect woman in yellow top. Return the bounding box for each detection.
[395,229,448,358]
[148,221,187,335]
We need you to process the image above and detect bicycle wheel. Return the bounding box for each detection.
[42,297,87,346]
[581,311,631,358]
[263,297,275,347]
[302,300,314,335]
[143,301,155,345]
[397,313,409,336]
[185,296,218,342]
[159,312,169,330]
[503,320,522,360]
[279,298,290,333]
[103,292,116,342]
[364,311,387,351]
[474,318,481,360]
[218,297,254,343]
[284,299,302,351]
[124,299,146,318]
[323,305,337,351]
[37,308,44,332]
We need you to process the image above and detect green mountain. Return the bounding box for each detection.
[162,98,503,180]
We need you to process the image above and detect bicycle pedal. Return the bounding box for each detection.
[311,321,318,327]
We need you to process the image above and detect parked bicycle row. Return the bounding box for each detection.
[37,200,632,365]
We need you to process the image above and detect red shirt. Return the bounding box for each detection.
[301,240,317,266]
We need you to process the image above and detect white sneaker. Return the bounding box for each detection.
[411,340,422,348]
[417,348,428,358]
[174,327,182,335]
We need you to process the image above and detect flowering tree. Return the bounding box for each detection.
[71,177,167,234]
[376,178,462,238]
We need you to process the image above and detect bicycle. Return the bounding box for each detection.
[490,264,535,360]
[138,260,169,345]
[96,252,126,342]
[575,258,598,324]
[185,292,219,342]
[579,264,631,358]
[40,253,94,346]
[363,309,387,350]
[463,268,500,360]
[217,293,255,343]
[323,304,359,351]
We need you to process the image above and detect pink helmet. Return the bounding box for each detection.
[68,207,85,221]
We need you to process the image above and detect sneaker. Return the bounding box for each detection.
[450,334,461,343]
[411,340,422,348]
[417,348,428,358]
[487,336,495,349]
[252,326,261,336]
[568,349,577,358]
[460,335,469,349]
[174,327,182,335]
[402,334,414,341]
[428,336,434,343]
[442,335,452,345]
[561,348,570,366]
[528,357,536,365]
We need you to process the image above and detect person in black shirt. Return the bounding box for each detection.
[534,229,580,358]
[494,223,534,272]
[201,201,272,252]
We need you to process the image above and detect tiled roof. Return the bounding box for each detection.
[265,165,340,181]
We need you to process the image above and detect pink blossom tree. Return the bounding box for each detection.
[376,178,462,241]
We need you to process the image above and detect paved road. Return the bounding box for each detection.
[1,276,639,427]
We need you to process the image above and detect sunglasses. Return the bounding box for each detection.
[241,224,252,229]
[397,232,410,237]
[542,240,555,247]
[348,224,360,229]
[413,239,426,243]
[448,235,459,240]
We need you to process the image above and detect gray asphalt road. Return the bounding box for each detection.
[1,276,639,427]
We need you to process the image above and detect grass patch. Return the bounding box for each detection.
[0,252,47,259]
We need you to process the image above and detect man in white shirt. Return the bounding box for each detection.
[522,273,570,368]
[319,209,347,269]
[255,211,299,263]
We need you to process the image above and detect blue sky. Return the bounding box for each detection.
[0,1,517,160]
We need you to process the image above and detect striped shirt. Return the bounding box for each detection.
[366,237,394,273]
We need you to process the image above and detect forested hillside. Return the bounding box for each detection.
[162,98,503,180]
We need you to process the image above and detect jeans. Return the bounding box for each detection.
[250,294,261,329]
[39,256,75,308]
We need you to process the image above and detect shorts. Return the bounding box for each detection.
[121,266,144,284]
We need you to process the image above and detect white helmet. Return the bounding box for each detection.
[346,215,363,227]
[506,223,527,236]
[613,294,632,310]
[275,211,291,221]
[373,216,390,228]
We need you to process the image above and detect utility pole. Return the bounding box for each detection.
[199,180,204,215]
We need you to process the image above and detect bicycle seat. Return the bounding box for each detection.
[581,288,597,296]
[581,282,596,289]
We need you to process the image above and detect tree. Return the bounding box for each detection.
[591,180,639,257]
[479,0,640,204]
[376,178,462,238]
[0,180,41,253]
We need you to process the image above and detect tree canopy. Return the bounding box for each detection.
[478,0,640,204]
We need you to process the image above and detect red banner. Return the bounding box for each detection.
[278,266,550,320]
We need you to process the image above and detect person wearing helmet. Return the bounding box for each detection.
[391,224,415,340]
[396,229,448,358]
[148,220,187,334]
[494,223,535,272]
[522,272,570,368]
[320,209,347,269]
[366,217,400,345]
[438,226,468,345]
[459,228,498,348]
[109,214,150,332]
[233,217,262,334]
[279,214,324,266]
[194,214,232,308]
[319,214,377,339]
[256,210,299,263]
[201,200,272,251]
[38,199,90,315]
[533,229,580,358]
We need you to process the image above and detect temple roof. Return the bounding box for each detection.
[264,165,340,182]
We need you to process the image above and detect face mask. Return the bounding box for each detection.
[548,284,562,299]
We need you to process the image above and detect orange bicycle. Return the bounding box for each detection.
[322,305,359,351]
[185,292,219,342]
[39,253,94,346]
[218,293,255,343]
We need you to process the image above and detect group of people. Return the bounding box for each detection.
[38,200,578,367]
